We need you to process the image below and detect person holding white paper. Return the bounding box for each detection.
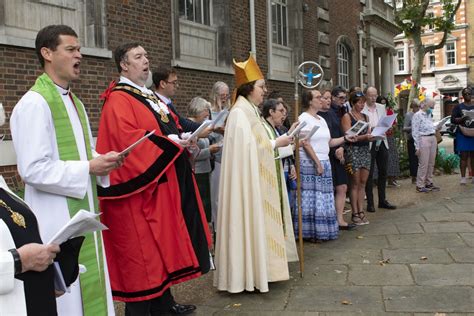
[10,25,119,315]
[214,55,297,294]
[295,89,353,242]
[319,88,356,230]
[342,91,374,225]
[1,109,62,315]
[361,86,396,213]
[97,43,212,315]
[187,97,221,223]
[412,98,441,193]
[208,81,230,232]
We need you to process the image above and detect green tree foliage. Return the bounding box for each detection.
[394,0,461,106]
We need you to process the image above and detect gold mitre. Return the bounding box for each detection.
[233,55,264,88]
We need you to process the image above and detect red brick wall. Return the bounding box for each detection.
[0,0,366,186]
[328,0,362,88]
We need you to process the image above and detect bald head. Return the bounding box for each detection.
[365,86,378,107]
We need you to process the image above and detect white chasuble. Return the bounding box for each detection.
[214,96,298,293]
[11,87,114,315]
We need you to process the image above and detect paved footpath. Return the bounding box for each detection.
[169,184,474,316]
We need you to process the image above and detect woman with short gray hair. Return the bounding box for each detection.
[187,97,220,223]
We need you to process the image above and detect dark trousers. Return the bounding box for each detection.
[365,143,388,207]
[125,289,175,316]
[407,138,418,177]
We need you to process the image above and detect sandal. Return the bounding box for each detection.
[352,212,370,226]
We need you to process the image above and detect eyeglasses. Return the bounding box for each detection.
[336,95,346,100]
[355,92,365,97]
[166,80,179,86]
[219,93,230,100]
[255,82,267,90]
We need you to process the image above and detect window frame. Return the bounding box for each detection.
[179,0,212,26]
[337,42,350,89]
[445,42,456,65]
[428,51,436,69]
[271,0,289,47]
[397,49,405,72]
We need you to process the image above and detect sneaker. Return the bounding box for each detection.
[416,186,430,193]
[460,177,467,185]
[425,183,440,192]
[387,180,401,187]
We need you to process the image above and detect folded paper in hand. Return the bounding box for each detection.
[211,109,229,128]
[371,114,396,138]
[48,209,108,245]
[119,130,155,156]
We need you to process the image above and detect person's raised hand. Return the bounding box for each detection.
[198,126,213,138]
[89,151,123,176]
[345,135,357,143]
[287,121,300,136]
[275,134,293,148]
[17,243,60,273]
[209,144,221,154]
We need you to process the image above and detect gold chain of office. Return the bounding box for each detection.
[113,85,169,123]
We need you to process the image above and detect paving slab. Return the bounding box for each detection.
[460,233,474,247]
[329,235,389,249]
[423,210,474,222]
[353,223,399,236]
[387,233,466,249]
[448,247,474,263]
[348,264,414,285]
[287,286,384,312]
[200,281,290,310]
[374,214,427,225]
[383,286,474,312]
[382,248,453,264]
[451,196,474,205]
[411,264,474,285]
[395,223,424,234]
[304,248,381,265]
[209,311,320,316]
[414,313,474,316]
[444,201,474,213]
[420,221,474,233]
[291,264,348,286]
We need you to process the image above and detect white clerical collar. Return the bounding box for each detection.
[54,84,70,96]
[154,92,171,105]
[119,76,154,96]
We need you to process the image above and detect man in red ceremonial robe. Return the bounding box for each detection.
[96,42,212,315]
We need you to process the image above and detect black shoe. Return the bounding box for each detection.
[339,223,357,231]
[367,205,376,213]
[378,200,397,210]
[169,303,196,315]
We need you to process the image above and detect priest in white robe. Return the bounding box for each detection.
[10,24,122,315]
[213,56,298,293]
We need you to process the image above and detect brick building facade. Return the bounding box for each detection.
[0,0,396,187]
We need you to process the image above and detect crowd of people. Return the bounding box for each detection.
[1,24,474,316]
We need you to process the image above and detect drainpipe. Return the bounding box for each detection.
[357,28,364,87]
[249,0,256,59]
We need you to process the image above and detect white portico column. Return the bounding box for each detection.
[368,43,375,87]
[381,49,392,96]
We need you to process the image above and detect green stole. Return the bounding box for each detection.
[30,73,108,315]
[260,117,286,233]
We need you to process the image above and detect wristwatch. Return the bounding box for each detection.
[8,248,22,275]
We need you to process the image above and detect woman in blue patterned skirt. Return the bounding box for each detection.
[293,89,353,241]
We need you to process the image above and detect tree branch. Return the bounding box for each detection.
[425,0,462,53]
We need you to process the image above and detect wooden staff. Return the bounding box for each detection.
[294,78,304,277]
